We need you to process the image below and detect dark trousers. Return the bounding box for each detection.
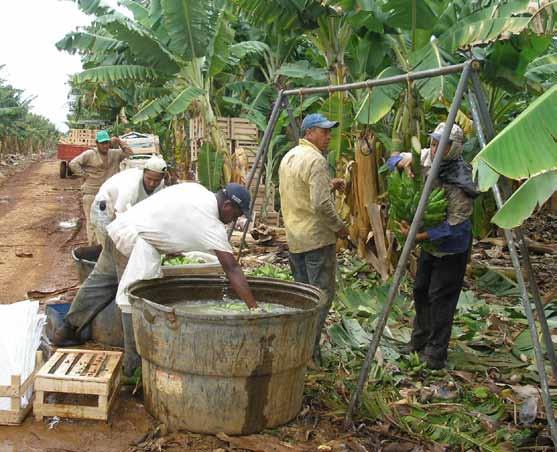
[411,249,469,362]
[289,244,336,360]
[66,235,127,331]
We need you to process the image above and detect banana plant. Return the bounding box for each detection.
[0,67,59,156]
[473,84,557,229]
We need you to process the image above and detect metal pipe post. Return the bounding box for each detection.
[344,62,473,427]
[284,63,468,97]
[234,92,285,255]
[516,231,557,380]
[469,83,557,446]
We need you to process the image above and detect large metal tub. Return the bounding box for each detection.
[127,276,325,435]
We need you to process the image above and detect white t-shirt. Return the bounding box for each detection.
[106,183,233,311]
[108,182,232,255]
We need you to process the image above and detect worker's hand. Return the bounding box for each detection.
[330,178,346,192]
[336,225,349,239]
[398,220,410,237]
[215,250,258,310]
[397,156,414,178]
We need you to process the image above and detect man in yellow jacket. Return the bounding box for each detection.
[279,113,348,364]
[69,130,133,244]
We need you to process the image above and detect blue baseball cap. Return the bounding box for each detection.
[301,113,338,131]
[96,130,110,143]
[224,183,251,218]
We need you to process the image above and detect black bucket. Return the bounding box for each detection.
[72,245,102,283]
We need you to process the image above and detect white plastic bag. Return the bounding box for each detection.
[0,300,45,410]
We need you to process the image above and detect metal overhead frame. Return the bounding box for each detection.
[236,59,557,445]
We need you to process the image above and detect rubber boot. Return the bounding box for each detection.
[52,320,84,347]
[122,312,141,377]
[421,345,448,370]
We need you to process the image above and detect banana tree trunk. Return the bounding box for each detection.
[172,117,187,179]
[329,63,348,176]
[201,95,231,183]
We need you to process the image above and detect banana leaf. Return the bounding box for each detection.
[275,60,328,82]
[230,0,327,31]
[166,87,205,115]
[228,40,270,62]
[118,0,150,22]
[55,32,123,54]
[95,13,180,73]
[439,17,531,51]
[355,67,403,125]
[207,8,235,78]
[320,92,353,173]
[525,52,557,84]
[381,0,437,30]
[161,0,221,60]
[72,65,161,84]
[474,84,557,180]
[409,36,457,104]
[475,160,500,192]
[198,142,224,192]
[491,170,557,229]
[132,95,173,122]
[74,0,113,15]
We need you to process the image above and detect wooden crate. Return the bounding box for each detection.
[189,117,258,143]
[230,118,259,142]
[66,129,98,147]
[34,349,122,422]
[0,351,43,425]
[189,116,230,141]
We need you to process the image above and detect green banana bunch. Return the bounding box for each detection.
[388,171,448,249]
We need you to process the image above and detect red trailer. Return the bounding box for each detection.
[57,143,90,178]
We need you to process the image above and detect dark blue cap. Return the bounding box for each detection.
[301,113,338,131]
[224,183,251,218]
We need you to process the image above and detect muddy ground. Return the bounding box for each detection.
[0,159,376,452]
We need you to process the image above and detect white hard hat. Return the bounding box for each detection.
[144,155,167,173]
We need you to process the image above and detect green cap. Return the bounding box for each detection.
[96,130,110,143]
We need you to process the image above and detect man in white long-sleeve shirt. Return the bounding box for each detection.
[90,155,168,242]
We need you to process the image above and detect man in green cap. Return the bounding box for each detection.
[69,131,133,244]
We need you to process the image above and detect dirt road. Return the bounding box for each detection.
[0,159,84,303]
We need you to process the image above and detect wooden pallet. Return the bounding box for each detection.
[189,116,231,141]
[61,129,99,146]
[189,116,259,144]
[0,351,43,425]
[230,118,259,141]
[34,349,122,422]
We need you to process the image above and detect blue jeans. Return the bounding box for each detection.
[289,244,336,360]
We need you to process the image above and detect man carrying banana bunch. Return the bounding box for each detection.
[387,122,479,370]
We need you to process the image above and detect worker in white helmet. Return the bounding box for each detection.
[90,155,168,242]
